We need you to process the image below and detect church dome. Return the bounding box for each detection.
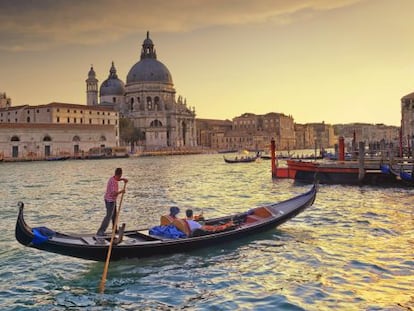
[100,62,125,96]
[126,32,173,85]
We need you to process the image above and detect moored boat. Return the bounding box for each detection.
[15,185,317,261]
[287,159,398,185]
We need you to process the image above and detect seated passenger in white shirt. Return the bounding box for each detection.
[185,209,202,232]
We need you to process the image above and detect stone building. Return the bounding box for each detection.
[196,118,232,150]
[306,122,336,150]
[196,112,295,152]
[294,124,315,149]
[334,123,399,152]
[0,102,119,159]
[87,32,197,150]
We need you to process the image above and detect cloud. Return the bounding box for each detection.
[0,0,364,51]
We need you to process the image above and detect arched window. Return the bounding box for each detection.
[150,119,163,127]
[146,97,153,110]
[100,135,106,141]
[27,117,30,123]
[130,97,134,111]
[43,135,52,141]
[73,135,80,142]
[154,97,160,111]
[11,135,20,141]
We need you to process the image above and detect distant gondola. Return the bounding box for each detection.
[15,185,317,262]
[223,155,258,163]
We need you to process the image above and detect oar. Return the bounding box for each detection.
[98,182,126,293]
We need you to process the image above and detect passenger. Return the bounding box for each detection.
[160,206,180,226]
[184,209,203,233]
[185,209,235,235]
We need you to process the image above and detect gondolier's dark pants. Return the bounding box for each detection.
[97,200,117,236]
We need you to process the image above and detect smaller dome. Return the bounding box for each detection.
[100,78,125,96]
[100,62,125,96]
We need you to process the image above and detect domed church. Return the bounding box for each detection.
[86,31,197,149]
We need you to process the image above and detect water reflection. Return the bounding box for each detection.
[0,154,413,310]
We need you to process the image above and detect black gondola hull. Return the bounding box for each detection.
[15,185,317,261]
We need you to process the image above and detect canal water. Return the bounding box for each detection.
[1,154,413,310]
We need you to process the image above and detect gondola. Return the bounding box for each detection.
[223,155,258,163]
[15,185,317,262]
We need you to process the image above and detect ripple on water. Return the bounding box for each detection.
[1,156,413,310]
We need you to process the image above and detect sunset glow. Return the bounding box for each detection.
[1,0,414,126]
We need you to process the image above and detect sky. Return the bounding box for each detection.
[1,0,414,126]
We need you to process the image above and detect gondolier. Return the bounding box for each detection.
[15,184,317,261]
[96,168,128,236]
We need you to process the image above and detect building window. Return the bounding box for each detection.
[74,118,77,123]
[107,120,110,124]
[27,117,30,122]
[57,117,60,123]
[67,117,70,123]
[89,119,92,124]
[102,120,105,124]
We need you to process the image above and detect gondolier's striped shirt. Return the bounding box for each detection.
[104,176,119,202]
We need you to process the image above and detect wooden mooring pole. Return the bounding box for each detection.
[271,138,276,178]
[358,141,365,181]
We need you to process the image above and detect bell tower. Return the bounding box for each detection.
[86,65,98,106]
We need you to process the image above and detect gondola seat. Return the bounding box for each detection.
[160,215,176,226]
[171,219,191,237]
[252,207,273,218]
[245,207,273,223]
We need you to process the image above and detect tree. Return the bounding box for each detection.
[119,118,145,152]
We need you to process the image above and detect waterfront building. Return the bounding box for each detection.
[198,112,295,152]
[306,122,336,150]
[0,102,119,160]
[294,124,315,149]
[196,118,232,150]
[88,32,197,150]
[229,112,295,151]
[334,123,399,153]
[401,91,414,147]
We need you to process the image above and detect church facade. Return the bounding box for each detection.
[87,32,197,150]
